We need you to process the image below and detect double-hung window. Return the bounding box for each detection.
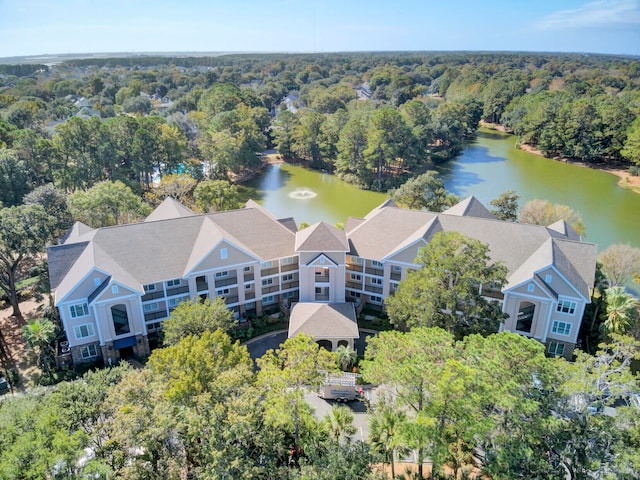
[74,323,94,339]
[556,300,577,315]
[166,278,181,287]
[81,344,98,359]
[552,320,571,336]
[548,341,565,356]
[70,303,89,318]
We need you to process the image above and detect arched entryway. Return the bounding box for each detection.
[111,304,131,336]
[516,301,535,333]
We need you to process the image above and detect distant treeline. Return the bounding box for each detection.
[0,64,48,76]
[0,51,639,207]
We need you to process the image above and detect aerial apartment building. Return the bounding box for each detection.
[48,196,597,364]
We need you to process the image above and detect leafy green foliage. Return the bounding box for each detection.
[161,297,237,346]
[390,171,459,211]
[386,231,507,336]
[68,180,151,227]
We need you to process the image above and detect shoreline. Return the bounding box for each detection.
[481,122,640,194]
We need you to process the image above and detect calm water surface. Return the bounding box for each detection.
[248,129,639,250]
[437,128,639,250]
[245,162,387,225]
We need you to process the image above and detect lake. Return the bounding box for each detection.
[247,129,639,251]
[437,128,639,250]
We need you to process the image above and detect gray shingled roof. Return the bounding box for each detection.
[49,203,297,302]
[442,196,496,219]
[347,199,596,297]
[47,241,90,289]
[288,302,359,339]
[145,197,196,222]
[295,222,349,252]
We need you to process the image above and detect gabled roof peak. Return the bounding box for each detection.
[442,196,496,219]
[295,221,349,252]
[547,219,581,241]
[145,197,196,222]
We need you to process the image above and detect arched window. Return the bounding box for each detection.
[337,340,349,348]
[516,302,535,333]
[111,304,130,336]
[316,339,332,351]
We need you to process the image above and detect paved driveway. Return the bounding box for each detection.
[244,329,377,361]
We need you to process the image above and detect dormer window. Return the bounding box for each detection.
[545,274,553,283]
[220,248,228,259]
[527,284,534,292]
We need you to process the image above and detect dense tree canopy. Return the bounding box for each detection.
[386,231,508,337]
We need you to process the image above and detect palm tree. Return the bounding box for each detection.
[335,344,357,371]
[369,405,410,479]
[601,286,638,336]
[322,405,357,445]
[23,318,57,376]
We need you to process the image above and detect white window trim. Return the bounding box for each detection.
[548,341,565,356]
[371,278,383,285]
[217,288,230,295]
[143,302,160,312]
[372,260,383,268]
[282,273,294,281]
[551,320,571,336]
[215,271,229,278]
[166,278,181,287]
[369,295,383,304]
[263,295,275,305]
[81,344,98,359]
[350,273,362,281]
[262,278,274,286]
[556,299,577,315]
[70,302,89,318]
[74,323,95,339]
[144,283,156,292]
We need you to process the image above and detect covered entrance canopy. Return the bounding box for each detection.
[288,302,359,351]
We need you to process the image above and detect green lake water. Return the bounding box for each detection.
[247,128,639,251]
[437,128,639,250]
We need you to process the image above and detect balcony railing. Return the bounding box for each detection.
[262,285,280,294]
[365,267,384,276]
[142,291,165,302]
[196,280,208,292]
[166,285,189,297]
[245,292,255,300]
[244,273,254,282]
[346,281,363,290]
[281,263,299,272]
[215,276,238,288]
[346,264,364,272]
[281,280,299,290]
[144,310,168,322]
[315,294,330,301]
[365,285,383,294]
[223,296,239,305]
[390,272,401,281]
[315,275,330,283]
[261,267,279,276]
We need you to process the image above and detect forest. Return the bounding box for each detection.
[1,51,640,479]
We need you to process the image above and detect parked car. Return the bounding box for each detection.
[0,377,10,395]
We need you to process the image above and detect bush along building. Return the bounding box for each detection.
[47,196,596,364]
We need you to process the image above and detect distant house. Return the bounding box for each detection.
[282,91,301,113]
[47,197,596,365]
[354,82,372,100]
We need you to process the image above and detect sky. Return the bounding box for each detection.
[0,0,639,58]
